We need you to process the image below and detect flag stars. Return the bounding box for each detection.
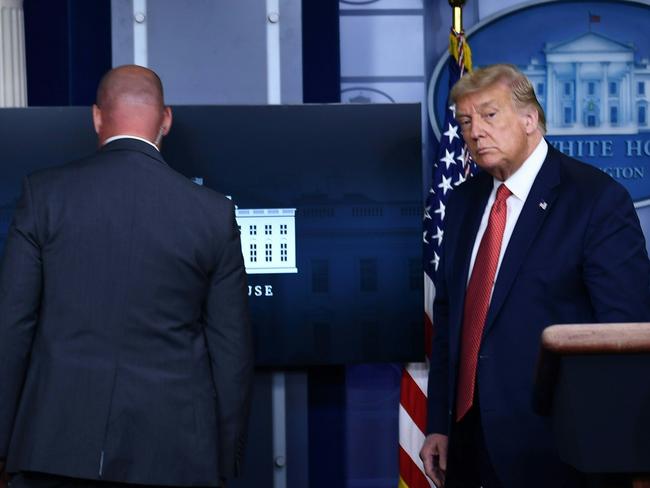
[438,175,453,195]
[456,146,468,165]
[424,206,432,221]
[432,252,440,272]
[449,104,457,119]
[443,123,459,144]
[433,226,444,246]
[440,149,456,170]
[423,230,429,244]
[434,200,446,221]
[455,172,466,187]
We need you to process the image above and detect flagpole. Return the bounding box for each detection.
[398,2,476,487]
[449,0,466,34]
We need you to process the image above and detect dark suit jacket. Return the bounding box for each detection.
[427,144,650,487]
[0,138,254,486]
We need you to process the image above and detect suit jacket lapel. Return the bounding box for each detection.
[483,144,562,334]
[449,172,493,351]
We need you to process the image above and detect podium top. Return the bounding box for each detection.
[541,322,650,355]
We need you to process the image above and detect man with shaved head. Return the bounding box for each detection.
[0,65,253,488]
[94,65,171,148]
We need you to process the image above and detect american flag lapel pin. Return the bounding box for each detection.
[539,200,548,210]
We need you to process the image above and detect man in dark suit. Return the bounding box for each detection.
[419,64,650,487]
[0,65,254,488]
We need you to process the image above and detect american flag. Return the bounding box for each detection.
[398,29,476,488]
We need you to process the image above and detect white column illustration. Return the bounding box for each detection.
[546,66,554,126]
[575,62,582,127]
[0,0,27,107]
[620,71,627,125]
[601,62,609,129]
[627,64,634,125]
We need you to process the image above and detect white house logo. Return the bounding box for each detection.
[190,177,297,275]
[522,32,649,136]
[428,1,650,207]
[429,6,650,139]
[236,208,297,274]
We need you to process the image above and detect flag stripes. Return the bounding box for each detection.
[400,367,428,433]
[398,446,432,488]
[398,28,474,488]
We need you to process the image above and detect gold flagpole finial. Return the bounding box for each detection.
[449,0,466,34]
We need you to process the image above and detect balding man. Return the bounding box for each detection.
[0,65,253,488]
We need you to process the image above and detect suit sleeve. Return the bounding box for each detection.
[0,177,43,458]
[583,180,650,321]
[202,203,254,479]
[426,216,451,436]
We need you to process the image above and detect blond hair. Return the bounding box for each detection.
[450,63,546,135]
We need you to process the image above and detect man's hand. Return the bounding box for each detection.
[419,433,448,488]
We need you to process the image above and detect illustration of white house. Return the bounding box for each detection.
[236,208,297,274]
[190,178,297,274]
[522,32,650,135]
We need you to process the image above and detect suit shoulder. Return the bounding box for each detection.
[555,147,632,214]
[26,152,235,217]
[160,172,237,227]
[25,153,97,190]
[190,182,235,212]
[553,148,628,197]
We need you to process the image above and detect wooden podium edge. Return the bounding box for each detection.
[534,322,650,417]
[536,323,650,482]
[541,322,650,355]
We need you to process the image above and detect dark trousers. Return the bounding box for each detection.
[446,404,502,488]
[444,406,630,488]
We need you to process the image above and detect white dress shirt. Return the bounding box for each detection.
[467,138,548,294]
[103,134,160,152]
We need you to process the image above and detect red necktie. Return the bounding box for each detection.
[455,183,511,422]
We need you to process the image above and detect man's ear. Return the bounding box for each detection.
[522,107,539,135]
[161,106,172,136]
[92,104,102,135]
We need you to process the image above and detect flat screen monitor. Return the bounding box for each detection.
[0,104,423,365]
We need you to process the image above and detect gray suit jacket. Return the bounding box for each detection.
[0,138,254,486]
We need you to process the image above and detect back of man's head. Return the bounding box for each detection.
[93,65,171,147]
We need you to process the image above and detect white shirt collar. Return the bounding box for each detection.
[102,135,160,152]
[495,138,547,202]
